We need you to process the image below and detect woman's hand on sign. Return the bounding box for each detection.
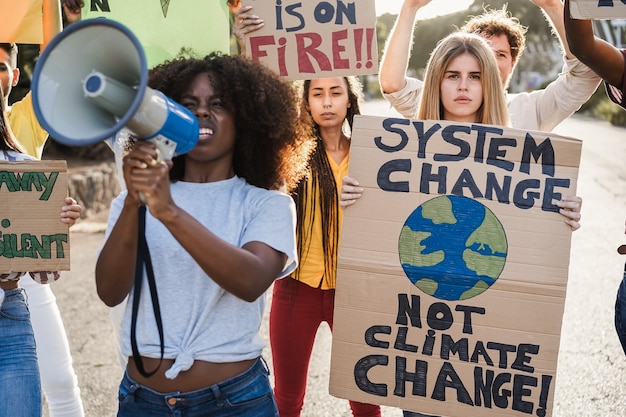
[340,176,364,208]
[232,5,264,55]
[556,195,583,231]
[61,197,82,227]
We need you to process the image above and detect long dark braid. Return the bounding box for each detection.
[292,137,340,287]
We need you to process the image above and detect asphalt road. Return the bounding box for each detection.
[45,102,626,417]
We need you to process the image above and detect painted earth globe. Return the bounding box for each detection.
[398,195,508,300]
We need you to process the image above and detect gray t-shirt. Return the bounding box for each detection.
[105,176,297,379]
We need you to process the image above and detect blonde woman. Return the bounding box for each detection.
[342,31,581,417]
[416,32,510,127]
[344,30,580,225]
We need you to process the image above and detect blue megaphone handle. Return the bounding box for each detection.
[149,99,199,156]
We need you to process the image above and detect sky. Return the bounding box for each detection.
[374,1,473,18]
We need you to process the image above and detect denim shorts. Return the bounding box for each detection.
[0,288,42,417]
[615,264,626,355]
[117,356,279,417]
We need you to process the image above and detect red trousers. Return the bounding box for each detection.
[269,278,381,417]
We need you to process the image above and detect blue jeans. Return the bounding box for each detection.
[117,357,279,417]
[615,264,626,355]
[0,288,42,417]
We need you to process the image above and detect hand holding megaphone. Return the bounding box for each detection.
[32,18,199,162]
[122,140,174,209]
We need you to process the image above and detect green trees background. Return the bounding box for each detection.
[373,1,625,126]
[375,0,556,87]
[12,1,625,161]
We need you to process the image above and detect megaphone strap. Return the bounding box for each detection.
[130,205,165,378]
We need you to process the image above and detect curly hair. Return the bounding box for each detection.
[461,5,527,65]
[146,52,315,192]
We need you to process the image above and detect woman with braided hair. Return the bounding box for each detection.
[268,76,381,417]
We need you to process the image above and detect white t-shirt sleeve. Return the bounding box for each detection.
[382,76,423,119]
[240,191,298,278]
[508,57,601,132]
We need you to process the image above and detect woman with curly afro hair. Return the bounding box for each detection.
[147,52,313,191]
[96,52,315,417]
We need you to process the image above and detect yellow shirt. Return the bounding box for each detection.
[294,150,349,290]
[7,92,48,159]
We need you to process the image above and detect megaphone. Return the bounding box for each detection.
[32,18,198,160]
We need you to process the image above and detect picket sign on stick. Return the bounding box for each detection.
[329,115,582,417]
[569,0,626,19]
[0,160,70,273]
[242,0,378,80]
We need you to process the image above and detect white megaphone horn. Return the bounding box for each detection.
[31,18,198,160]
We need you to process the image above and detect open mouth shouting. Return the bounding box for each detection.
[199,125,214,141]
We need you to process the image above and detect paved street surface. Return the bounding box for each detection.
[45,100,625,416]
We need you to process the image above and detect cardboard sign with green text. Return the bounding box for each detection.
[329,116,582,417]
[242,0,378,80]
[0,160,70,273]
[569,0,626,19]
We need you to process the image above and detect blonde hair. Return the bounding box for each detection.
[417,32,510,126]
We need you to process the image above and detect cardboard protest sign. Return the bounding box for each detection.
[0,0,44,44]
[0,160,70,273]
[569,0,626,19]
[329,116,582,417]
[242,0,378,80]
[81,0,230,68]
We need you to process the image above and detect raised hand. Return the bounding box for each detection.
[232,4,264,55]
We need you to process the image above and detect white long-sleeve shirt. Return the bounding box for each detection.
[383,56,601,132]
